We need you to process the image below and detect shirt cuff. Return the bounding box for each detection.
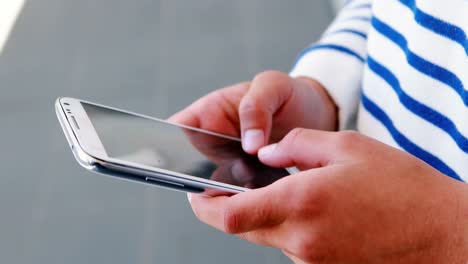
[290,48,364,130]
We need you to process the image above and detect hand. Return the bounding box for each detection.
[188,129,468,263]
[173,118,290,196]
[169,71,337,154]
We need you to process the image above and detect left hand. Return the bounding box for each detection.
[188,129,468,263]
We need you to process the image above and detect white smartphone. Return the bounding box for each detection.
[56,97,296,196]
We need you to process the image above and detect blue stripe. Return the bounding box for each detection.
[398,0,468,55]
[344,0,371,7]
[367,56,468,153]
[341,15,371,23]
[291,44,365,71]
[326,29,367,40]
[348,3,372,10]
[361,93,463,181]
[372,17,468,106]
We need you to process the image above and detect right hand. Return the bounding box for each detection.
[169,70,337,154]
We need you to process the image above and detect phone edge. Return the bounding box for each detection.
[55,97,246,195]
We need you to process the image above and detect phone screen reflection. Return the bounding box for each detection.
[82,102,289,195]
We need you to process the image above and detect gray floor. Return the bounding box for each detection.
[0,1,333,263]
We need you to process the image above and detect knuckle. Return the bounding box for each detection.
[238,81,251,89]
[290,233,327,262]
[222,207,241,234]
[238,99,271,128]
[211,89,227,103]
[238,101,269,127]
[239,97,259,115]
[252,70,292,94]
[334,130,362,151]
[292,182,330,216]
[242,71,292,118]
[253,70,288,83]
[228,81,251,95]
[283,128,307,146]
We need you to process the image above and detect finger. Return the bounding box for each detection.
[282,250,308,264]
[189,184,287,234]
[167,107,199,127]
[258,129,361,169]
[237,226,314,264]
[169,82,249,135]
[239,71,295,154]
[235,222,298,251]
[188,194,229,231]
[236,229,282,248]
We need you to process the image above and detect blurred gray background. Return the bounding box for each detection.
[0,1,334,263]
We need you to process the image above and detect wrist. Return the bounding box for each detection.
[294,77,338,131]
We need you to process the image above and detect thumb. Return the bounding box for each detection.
[258,129,357,169]
[189,184,288,234]
[239,71,295,154]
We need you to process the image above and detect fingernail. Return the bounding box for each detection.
[258,143,278,158]
[187,193,193,205]
[243,129,264,153]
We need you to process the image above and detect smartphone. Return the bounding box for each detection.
[56,97,295,196]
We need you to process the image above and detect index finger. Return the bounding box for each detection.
[168,82,249,136]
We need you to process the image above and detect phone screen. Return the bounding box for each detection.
[81,102,289,190]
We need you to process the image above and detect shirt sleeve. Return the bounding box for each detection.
[289,0,373,130]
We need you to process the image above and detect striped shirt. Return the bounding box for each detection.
[290,0,467,182]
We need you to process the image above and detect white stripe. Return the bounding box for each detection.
[416,0,468,32]
[363,67,468,178]
[318,34,367,59]
[324,19,371,37]
[324,21,371,37]
[0,0,25,53]
[337,5,372,20]
[374,0,468,87]
[357,102,400,149]
[367,28,468,137]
